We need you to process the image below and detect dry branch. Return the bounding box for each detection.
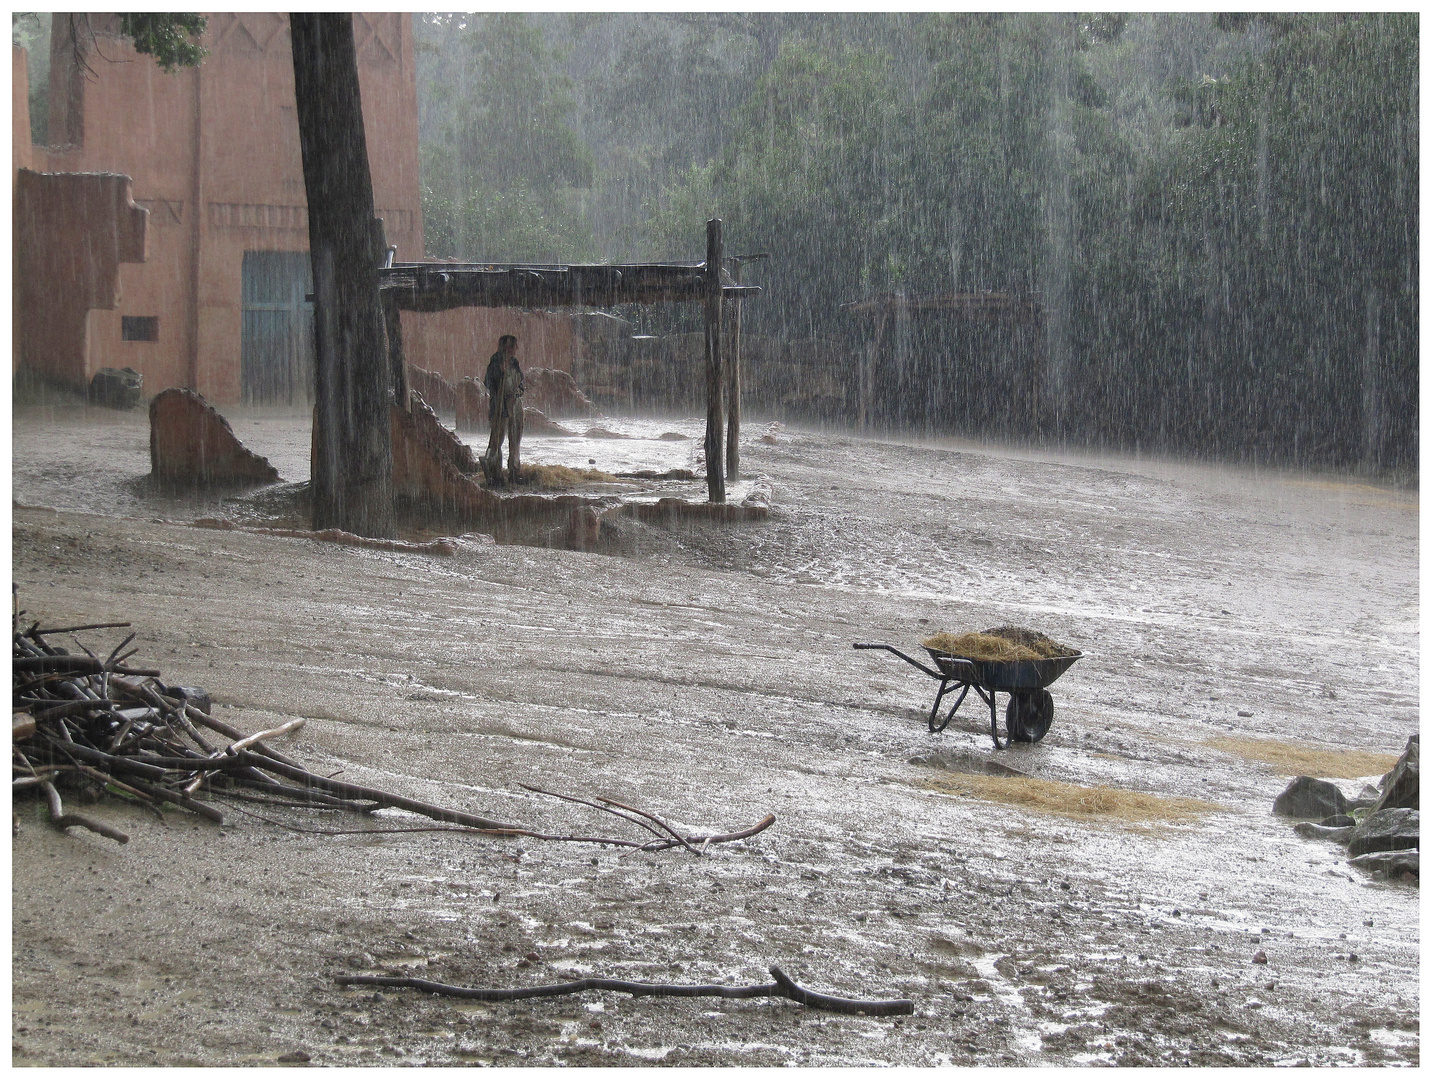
[40,780,129,844]
[335,964,914,1016]
[14,610,776,855]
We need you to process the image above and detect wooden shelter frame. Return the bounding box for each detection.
[377,220,760,503]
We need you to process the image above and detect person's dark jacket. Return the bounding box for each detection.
[484,352,524,420]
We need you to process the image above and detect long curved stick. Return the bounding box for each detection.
[335,964,913,1016]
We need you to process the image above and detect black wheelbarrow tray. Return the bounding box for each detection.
[853,642,1082,749]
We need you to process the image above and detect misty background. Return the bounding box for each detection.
[15,12,1417,474]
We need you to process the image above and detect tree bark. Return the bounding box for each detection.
[291,13,394,536]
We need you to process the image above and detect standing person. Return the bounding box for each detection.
[483,334,524,484]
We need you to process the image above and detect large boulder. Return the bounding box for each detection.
[1272,776,1349,819]
[1371,734,1418,813]
[523,407,580,437]
[89,366,143,409]
[1293,821,1358,843]
[455,377,488,432]
[523,367,595,417]
[1347,807,1419,858]
[407,365,457,416]
[149,388,279,486]
[1347,849,1419,879]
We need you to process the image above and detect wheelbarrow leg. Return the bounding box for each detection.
[928,680,952,732]
[988,692,1005,750]
[930,683,970,734]
[967,685,1003,749]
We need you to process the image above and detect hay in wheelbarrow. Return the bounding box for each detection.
[922,625,1076,662]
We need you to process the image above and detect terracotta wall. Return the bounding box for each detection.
[12,45,33,178]
[14,170,147,386]
[402,308,578,385]
[15,13,424,402]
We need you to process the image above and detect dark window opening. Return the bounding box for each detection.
[121,316,159,342]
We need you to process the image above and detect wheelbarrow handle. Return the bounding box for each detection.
[852,642,946,681]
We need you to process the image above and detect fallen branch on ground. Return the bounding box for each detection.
[13,601,775,853]
[335,964,914,1016]
[40,779,129,844]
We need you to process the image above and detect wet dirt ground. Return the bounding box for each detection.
[11,405,1420,1066]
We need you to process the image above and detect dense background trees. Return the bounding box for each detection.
[14,12,1411,470]
[9,10,1372,475]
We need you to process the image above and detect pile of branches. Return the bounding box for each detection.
[13,616,773,851]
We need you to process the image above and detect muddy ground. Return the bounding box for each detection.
[10,405,1419,1066]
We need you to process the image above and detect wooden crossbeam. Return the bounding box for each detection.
[378,262,760,313]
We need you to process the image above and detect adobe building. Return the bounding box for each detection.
[12,13,594,407]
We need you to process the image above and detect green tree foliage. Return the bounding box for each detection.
[714,41,903,333]
[118,13,207,73]
[412,12,1416,471]
[1091,13,1418,467]
[417,13,594,261]
[14,14,205,145]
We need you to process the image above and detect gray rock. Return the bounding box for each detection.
[1293,821,1357,843]
[1318,814,1356,828]
[1273,776,1349,819]
[1347,807,1418,857]
[1348,848,1418,878]
[1371,735,1418,814]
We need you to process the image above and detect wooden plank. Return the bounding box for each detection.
[704,220,725,504]
[376,263,760,312]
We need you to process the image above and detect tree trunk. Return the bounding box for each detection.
[291,12,393,537]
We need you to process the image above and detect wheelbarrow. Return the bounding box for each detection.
[853,642,1082,749]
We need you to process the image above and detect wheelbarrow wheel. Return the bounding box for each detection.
[1006,690,1054,743]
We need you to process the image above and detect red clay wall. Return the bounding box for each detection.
[16,13,424,401]
[12,45,33,179]
[13,169,147,386]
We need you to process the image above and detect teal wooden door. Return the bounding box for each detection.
[241,251,315,405]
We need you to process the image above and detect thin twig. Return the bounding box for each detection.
[596,794,701,856]
[518,784,667,843]
[105,632,138,669]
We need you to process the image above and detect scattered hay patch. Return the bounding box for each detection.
[522,464,620,490]
[1206,736,1397,779]
[909,772,1218,823]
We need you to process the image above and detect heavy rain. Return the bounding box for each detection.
[10,12,1418,1067]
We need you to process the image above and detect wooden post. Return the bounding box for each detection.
[292,13,393,537]
[704,219,725,503]
[725,261,742,482]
